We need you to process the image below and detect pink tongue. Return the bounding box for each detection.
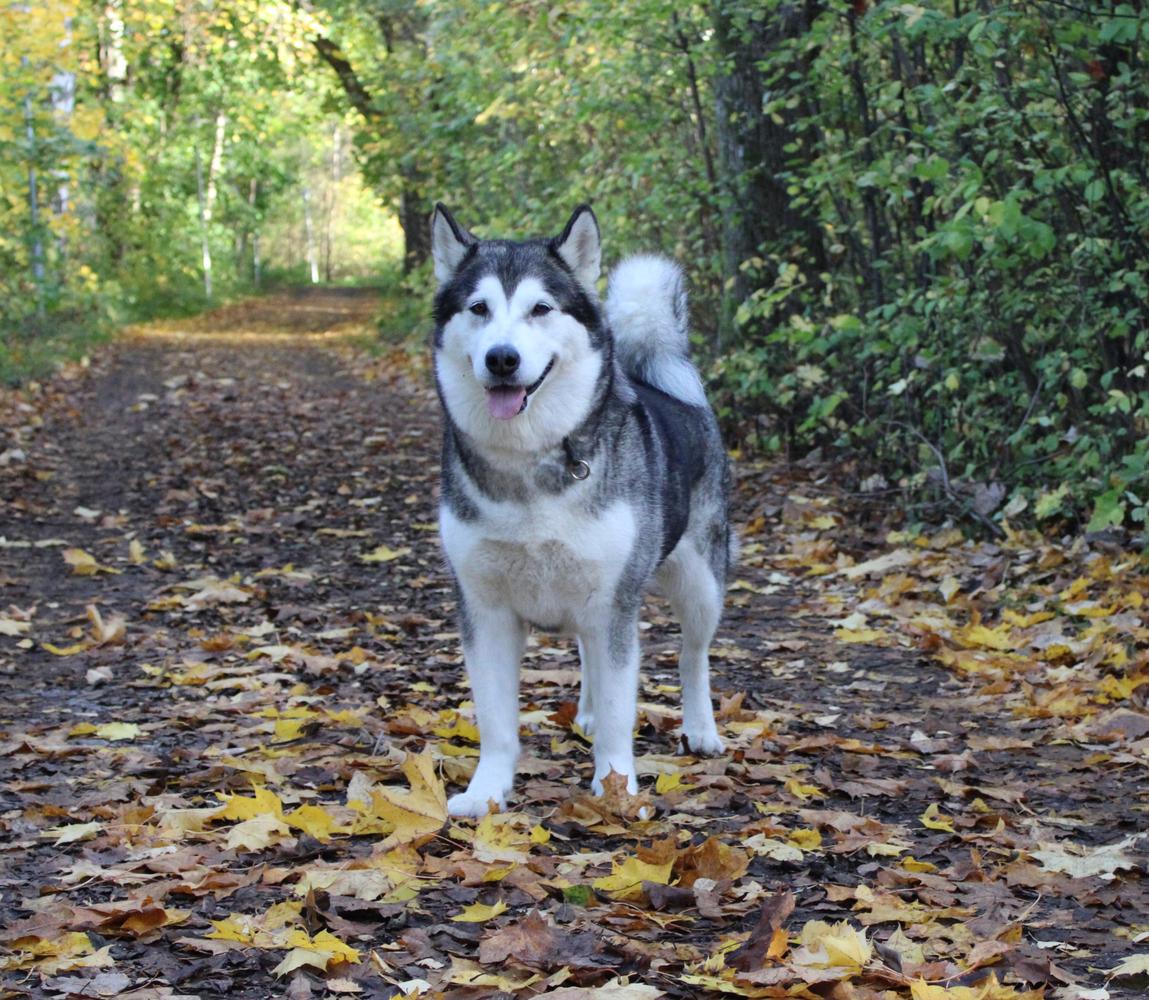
[487,386,527,420]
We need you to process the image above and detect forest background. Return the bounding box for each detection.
[2,0,1147,537]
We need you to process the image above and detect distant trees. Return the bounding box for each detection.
[0,0,382,364]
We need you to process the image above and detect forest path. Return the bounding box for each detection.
[0,290,1145,999]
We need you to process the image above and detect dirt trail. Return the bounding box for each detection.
[0,291,1144,999]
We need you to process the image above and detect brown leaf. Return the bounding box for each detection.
[675,836,750,887]
[644,882,696,911]
[477,910,602,971]
[727,891,796,972]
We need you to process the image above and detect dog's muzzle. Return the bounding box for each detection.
[485,358,555,420]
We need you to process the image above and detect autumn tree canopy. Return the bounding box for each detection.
[3,1,1148,527]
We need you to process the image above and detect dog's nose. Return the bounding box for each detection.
[485,345,520,377]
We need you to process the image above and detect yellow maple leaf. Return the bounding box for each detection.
[95,722,140,741]
[371,747,448,849]
[938,575,961,603]
[472,814,532,864]
[296,868,392,901]
[359,544,411,564]
[920,803,957,833]
[215,785,285,821]
[42,640,92,656]
[795,919,871,969]
[788,827,822,851]
[0,615,30,636]
[273,718,309,742]
[1108,954,1149,980]
[225,814,293,852]
[285,803,337,841]
[958,623,1014,651]
[446,956,541,989]
[910,973,1042,999]
[157,807,220,835]
[593,855,675,900]
[270,930,359,976]
[433,710,481,743]
[0,931,113,974]
[834,627,886,643]
[210,901,303,947]
[784,777,824,801]
[901,856,938,873]
[45,822,102,845]
[451,899,508,922]
[63,547,120,576]
[207,914,259,944]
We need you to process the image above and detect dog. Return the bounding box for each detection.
[430,203,731,817]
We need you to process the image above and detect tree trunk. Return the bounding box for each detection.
[21,78,47,320]
[246,178,260,286]
[252,230,262,289]
[310,32,431,272]
[193,130,212,301]
[709,0,825,344]
[399,182,430,274]
[324,123,340,282]
[303,186,319,284]
[205,112,226,220]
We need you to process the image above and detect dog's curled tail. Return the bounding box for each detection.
[605,255,707,407]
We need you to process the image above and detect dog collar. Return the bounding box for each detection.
[561,437,591,481]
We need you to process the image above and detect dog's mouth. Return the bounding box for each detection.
[486,358,555,420]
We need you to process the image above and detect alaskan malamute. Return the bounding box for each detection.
[430,204,731,816]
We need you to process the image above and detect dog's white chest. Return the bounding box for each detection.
[440,498,636,632]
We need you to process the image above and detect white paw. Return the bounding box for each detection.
[679,727,725,756]
[591,768,638,797]
[447,788,506,818]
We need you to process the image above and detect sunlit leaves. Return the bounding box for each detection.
[271,930,360,976]
[62,548,120,577]
[362,746,448,849]
[452,900,508,922]
[0,931,113,975]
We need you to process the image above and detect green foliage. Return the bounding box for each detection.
[4,0,1147,532]
[0,0,393,373]
[710,0,1149,532]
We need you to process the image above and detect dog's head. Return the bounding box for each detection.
[430,205,609,452]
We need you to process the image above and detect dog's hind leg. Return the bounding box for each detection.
[579,614,640,795]
[657,541,725,756]
[575,638,595,735]
[448,602,527,818]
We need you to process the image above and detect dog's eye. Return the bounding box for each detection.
[531,303,553,318]
[469,301,489,317]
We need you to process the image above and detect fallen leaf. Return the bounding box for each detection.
[370,747,448,849]
[452,899,508,922]
[360,544,411,564]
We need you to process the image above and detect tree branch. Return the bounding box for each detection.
[311,35,378,121]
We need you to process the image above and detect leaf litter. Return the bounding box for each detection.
[0,290,1146,999]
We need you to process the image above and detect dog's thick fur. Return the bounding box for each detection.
[430,204,731,817]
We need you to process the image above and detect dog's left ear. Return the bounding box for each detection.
[431,203,475,285]
[552,205,601,291]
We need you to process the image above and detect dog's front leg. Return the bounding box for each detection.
[449,602,527,818]
[579,613,640,796]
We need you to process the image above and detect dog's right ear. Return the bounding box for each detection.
[431,203,475,285]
